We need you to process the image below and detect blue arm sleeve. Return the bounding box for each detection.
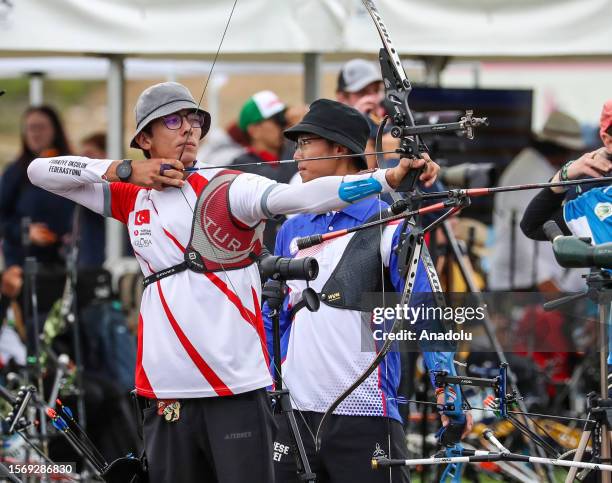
[389,223,455,387]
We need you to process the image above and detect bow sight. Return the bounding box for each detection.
[389,110,489,142]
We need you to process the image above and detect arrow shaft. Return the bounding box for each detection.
[416,176,612,201]
[184,150,398,172]
[374,453,612,472]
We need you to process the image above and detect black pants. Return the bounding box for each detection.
[273,411,410,483]
[143,389,275,483]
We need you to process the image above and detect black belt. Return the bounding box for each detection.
[142,262,188,288]
[143,250,261,288]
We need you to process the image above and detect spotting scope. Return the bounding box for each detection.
[544,221,612,269]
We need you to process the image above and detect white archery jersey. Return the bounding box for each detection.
[27,156,392,399]
[282,225,397,417]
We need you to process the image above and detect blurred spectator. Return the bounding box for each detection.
[434,217,488,292]
[231,90,298,250]
[336,58,396,167]
[336,58,384,120]
[197,121,249,167]
[0,106,74,296]
[77,132,107,267]
[521,100,612,394]
[489,110,586,292]
[233,90,296,170]
[198,106,308,168]
[80,132,106,159]
[521,99,612,243]
[284,104,309,131]
[0,119,138,464]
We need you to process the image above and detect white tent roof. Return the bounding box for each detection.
[0,57,314,79]
[0,0,340,57]
[344,0,612,57]
[1,0,611,58]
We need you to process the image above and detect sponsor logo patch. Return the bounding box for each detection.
[372,443,387,459]
[157,400,180,422]
[595,202,612,221]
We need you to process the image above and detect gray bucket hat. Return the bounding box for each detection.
[130,81,211,149]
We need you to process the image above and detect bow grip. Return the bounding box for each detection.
[392,128,429,193]
[395,165,423,193]
[159,163,174,175]
[437,412,466,447]
[296,234,323,250]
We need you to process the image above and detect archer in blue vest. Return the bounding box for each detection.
[522,100,612,391]
[263,99,471,483]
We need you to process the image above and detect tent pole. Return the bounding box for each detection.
[304,53,321,104]
[422,55,449,87]
[105,54,125,264]
[28,72,44,106]
[208,73,228,131]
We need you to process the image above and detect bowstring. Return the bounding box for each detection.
[173,0,317,447]
[379,201,392,479]
[375,134,393,480]
[177,0,238,163]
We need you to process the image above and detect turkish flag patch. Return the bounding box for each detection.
[134,209,150,225]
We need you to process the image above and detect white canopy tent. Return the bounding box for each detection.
[1,0,611,261]
[1,0,612,58]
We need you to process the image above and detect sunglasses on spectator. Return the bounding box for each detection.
[161,111,206,130]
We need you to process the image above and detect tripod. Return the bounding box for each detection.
[435,217,556,482]
[263,277,317,483]
[20,217,50,463]
[543,269,612,483]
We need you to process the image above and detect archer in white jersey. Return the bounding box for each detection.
[28,82,438,483]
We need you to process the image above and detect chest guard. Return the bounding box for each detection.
[142,170,264,288]
[319,214,388,312]
[184,170,264,273]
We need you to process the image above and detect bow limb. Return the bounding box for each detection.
[313,0,426,454]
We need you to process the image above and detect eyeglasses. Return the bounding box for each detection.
[161,111,206,130]
[296,136,324,151]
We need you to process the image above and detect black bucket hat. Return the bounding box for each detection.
[284,99,369,168]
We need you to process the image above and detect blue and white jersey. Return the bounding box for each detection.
[263,197,453,423]
[564,185,612,245]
